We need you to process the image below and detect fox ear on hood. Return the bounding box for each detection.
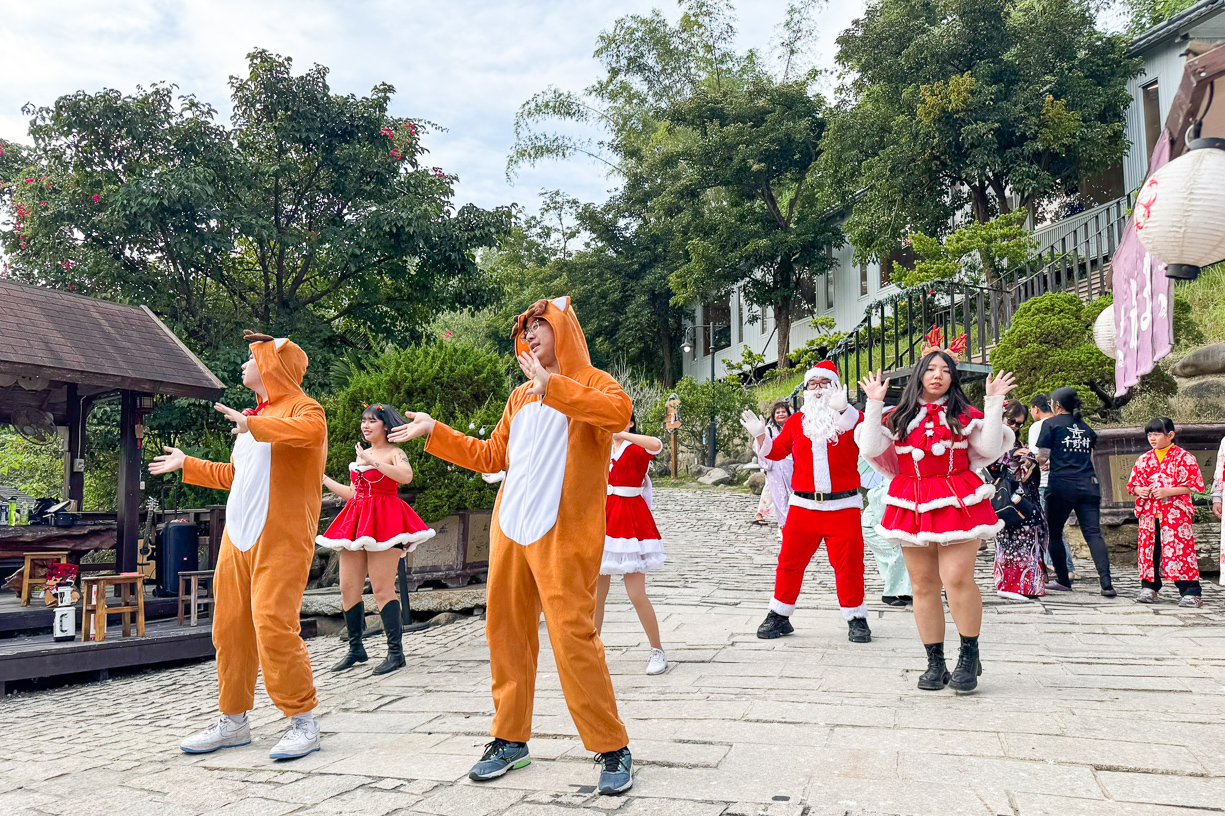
[550,296,569,313]
[243,330,274,343]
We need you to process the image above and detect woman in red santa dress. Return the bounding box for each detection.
[856,330,1015,693]
[318,403,436,676]
[594,416,668,676]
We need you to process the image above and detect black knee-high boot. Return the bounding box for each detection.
[332,604,368,671]
[948,634,982,693]
[917,642,950,690]
[372,600,406,676]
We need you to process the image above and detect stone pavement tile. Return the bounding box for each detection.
[190,734,388,774]
[1015,792,1219,815]
[431,735,580,761]
[616,798,728,816]
[694,674,824,691]
[316,736,466,782]
[295,787,421,816]
[1001,733,1207,774]
[898,753,1099,797]
[262,773,371,804]
[413,784,526,815]
[828,726,1005,757]
[744,699,895,728]
[723,802,807,816]
[198,797,299,816]
[805,776,1004,816]
[680,719,834,747]
[1034,673,1192,691]
[321,712,444,733]
[893,704,1065,736]
[1061,660,1210,677]
[1098,769,1225,809]
[596,739,728,768]
[616,700,750,721]
[379,694,494,714]
[630,743,824,804]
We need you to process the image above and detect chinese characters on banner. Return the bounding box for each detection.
[1114,132,1175,397]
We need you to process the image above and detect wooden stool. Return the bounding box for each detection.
[81,574,146,642]
[176,570,216,627]
[20,551,70,606]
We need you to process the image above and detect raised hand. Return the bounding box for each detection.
[354,444,375,466]
[739,409,766,440]
[517,351,551,396]
[149,446,186,475]
[827,385,849,412]
[985,371,1017,398]
[387,412,435,443]
[214,403,249,436]
[858,370,890,402]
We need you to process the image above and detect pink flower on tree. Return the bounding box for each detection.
[91,194,100,202]
[389,149,401,159]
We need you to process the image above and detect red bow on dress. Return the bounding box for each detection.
[915,402,953,455]
[243,401,269,417]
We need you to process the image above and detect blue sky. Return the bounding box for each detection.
[1,0,866,214]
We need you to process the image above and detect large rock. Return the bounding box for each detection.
[697,467,734,486]
[1172,344,1225,377]
[1180,376,1225,402]
[746,472,766,495]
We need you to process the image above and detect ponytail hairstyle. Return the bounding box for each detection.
[886,350,972,439]
[1050,387,1083,419]
[360,402,410,444]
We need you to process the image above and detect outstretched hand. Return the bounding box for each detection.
[858,370,890,402]
[985,371,1017,398]
[517,351,551,396]
[214,403,249,436]
[739,409,766,440]
[149,446,186,475]
[388,412,435,443]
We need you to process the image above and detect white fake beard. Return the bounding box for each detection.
[801,386,841,445]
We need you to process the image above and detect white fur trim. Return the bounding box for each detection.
[769,598,796,616]
[600,536,665,574]
[315,527,437,553]
[610,439,631,462]
[805,365,839,383]
[897,441,968,456]
[876,519,1004,547]
[789,493,863,512]
[882,481,994,512]
[349,462,378,472]
[835,405,860,434]
[841,604,869,621]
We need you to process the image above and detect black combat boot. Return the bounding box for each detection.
[948,634,982,693]
[847,617,872,643]
[371,599,406,675]
[917,642,950,690]
[331,604,368,671]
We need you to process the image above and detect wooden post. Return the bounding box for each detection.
[116,390,142,575]
[665,394,681,478]
[670,431,679,478]
[63,383,85,510]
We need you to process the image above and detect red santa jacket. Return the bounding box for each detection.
[765,406,863,512]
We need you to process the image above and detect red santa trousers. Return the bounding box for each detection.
[769,505,868,620]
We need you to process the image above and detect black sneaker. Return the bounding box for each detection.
[882,595,908,607]
[756,610,794,639]
[847,617,872,643]
[596,746,633,795]
[468,738,530,781]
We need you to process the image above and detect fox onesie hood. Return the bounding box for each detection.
[425,296,631,548]
[181,335,327,717]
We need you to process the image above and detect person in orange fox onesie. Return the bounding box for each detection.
[151,332,327,761]
[389,297,635,796]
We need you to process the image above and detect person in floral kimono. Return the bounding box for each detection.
[986,401,1047,600]
[1127,418,1206,608]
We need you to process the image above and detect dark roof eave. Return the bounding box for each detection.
[1127,0,1225,56]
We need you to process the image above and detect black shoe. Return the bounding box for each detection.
[882,595,908,607]
[918,642,950,690]
[596,746,633,795]
[948,635,982,693]
[331,604,368,671]
[757,610,794,639]
[847,617,872,643]
[372,599,406,676]
[898,595,913,604]
[1100,586,1117,598]
[469,738,530,781]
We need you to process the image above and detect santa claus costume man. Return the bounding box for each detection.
[741,361,871,644]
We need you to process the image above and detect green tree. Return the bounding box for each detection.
[1121,0,1199,35]
[644,375,754,465]
[823,0,1141,268]
[897,209,1037,288]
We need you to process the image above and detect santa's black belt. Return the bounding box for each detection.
[793,490,858,502]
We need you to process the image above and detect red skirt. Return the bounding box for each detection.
[877,471,1001,546]
[316,494,436,553]
[603,495,665,575]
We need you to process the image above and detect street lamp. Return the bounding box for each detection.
[681,323,726,468]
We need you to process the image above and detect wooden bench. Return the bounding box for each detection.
[176,570,215,627]
[20,551,70,606]
[81,574,145,641]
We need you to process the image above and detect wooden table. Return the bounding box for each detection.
[0,524,117,560]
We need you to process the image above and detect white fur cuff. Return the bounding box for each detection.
[769,598,796,616]
[841,604,869,621]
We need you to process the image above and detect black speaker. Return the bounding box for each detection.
[155,520,199,597]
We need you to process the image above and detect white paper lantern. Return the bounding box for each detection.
[1093,306,1116,360]
[1135,139,1225,280]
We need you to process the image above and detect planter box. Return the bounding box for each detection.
[402,510,491,592]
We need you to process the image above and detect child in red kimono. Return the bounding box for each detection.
[1128,418,1206,608]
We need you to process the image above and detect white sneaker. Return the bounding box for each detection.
[646,648,667,676]
[270,716,321,760]
[180,715,251,754]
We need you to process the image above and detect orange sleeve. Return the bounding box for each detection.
[182,456,235,491]
[542,369,631,433]
[424,396,514,474]
[246,403,327,448]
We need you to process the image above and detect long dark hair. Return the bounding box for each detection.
[627,413,638,434]
[1050,387,1082,419]
[361,403,410,443]
[887,351,972,438]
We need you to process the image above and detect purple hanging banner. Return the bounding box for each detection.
[1114,132,1174,397]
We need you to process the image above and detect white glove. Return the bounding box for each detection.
[827,385,848,413]
[481,471,505,484]
[739,409,766,439]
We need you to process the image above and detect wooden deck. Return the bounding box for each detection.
[0,585,179,635]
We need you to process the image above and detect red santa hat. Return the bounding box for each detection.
[803,360,840,384]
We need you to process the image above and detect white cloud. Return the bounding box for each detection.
[2,0,865,213]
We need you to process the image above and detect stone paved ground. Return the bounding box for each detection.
[4,488,1225,815]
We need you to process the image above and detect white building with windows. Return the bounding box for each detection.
[682,0,1225,383]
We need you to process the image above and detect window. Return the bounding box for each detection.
[794,277,817,318]
[859,262,869,297]
[825,270,835,311]
[1142,80,1161,166]
[702,299,731,355]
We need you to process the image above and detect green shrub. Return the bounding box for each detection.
[644,376,754,465]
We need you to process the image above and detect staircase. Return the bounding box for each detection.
[832,196,1131,402]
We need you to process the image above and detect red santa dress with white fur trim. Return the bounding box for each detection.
[316,464,436,552]
[870,401,1006,546]
[601,441,665,575]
